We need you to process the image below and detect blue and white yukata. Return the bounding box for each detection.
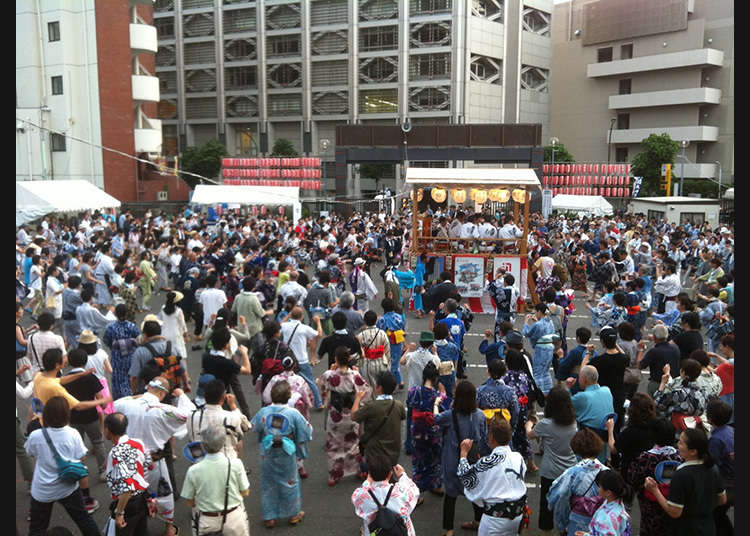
[250,404,313,522]
[547,458,607,536]
[522,317,556,394]
[377,312,407,385]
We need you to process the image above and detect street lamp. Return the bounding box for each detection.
[679,140,689,196]
[714,160,722,199]
[549,136,559,189]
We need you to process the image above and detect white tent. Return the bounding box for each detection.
[723,187,734,200]
[191,184,302,223]
[551,194,613,216]
[16,180,121,227]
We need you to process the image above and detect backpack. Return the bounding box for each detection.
[547,304,563,336]
[366,485,408,536]
[644,460,680,502]
[143,341,184,390]
[261,412,296,455]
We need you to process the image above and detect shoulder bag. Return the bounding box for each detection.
[569,473,604,517]
[202,456,232,536]
[358,399,396,457]
[41,427,89,483]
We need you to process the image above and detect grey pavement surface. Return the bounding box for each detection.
[15,262,715,535]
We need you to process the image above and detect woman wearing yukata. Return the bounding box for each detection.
[406,361,451,503]
[574,470,633,536]
[503,349,537,472]
[317,347,371,486]
[250,380,313,529]
[263,356,315,479]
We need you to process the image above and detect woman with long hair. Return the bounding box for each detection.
[316,347,371,486]
[527,385,578,535]
[158,291,189,364]
[627,418,683,536]
[406,361,451,501]
[644,428,727,536]
[44,265,64,320]
[605,392,657,481]
[435,380,490,536]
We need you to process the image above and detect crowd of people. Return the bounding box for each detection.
[15,204,734,536]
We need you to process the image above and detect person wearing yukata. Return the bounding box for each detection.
[138,251,157,312]
[587,291,629,330]
[457,418,528,536]
[574,469,633,536]
[94,242,116,307]
[476,358,520,435]
[392,258,415,313]
[316,347,372,486]
[102,304,141,400]
[433,298,468,379]
[351,453,420,536]
[250,380,313,529]
[350,257,378,312]
[262,356,315,479]
[487,273,519,340]
[377,298,407,389]
[522,303,557,396]
[113,376,194,536]
[413,253,428,318]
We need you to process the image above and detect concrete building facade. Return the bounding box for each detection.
[153,0,553,194]
[549,0,733,186]
[15,0,187,202]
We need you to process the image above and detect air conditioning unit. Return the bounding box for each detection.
[157,191,168,201]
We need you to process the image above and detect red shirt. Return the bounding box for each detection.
[716,362,733,395]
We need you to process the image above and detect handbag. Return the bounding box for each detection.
[452,410,480,464]
[570,475,604,517]
[359,400,395,457]
[623,367,642,385]
[202,457,232,536]
[41,427,89,483]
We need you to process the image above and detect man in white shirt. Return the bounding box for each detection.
[198,275,228,330]
[114,377,194,536]
[478,216,497,239]
[280,307,324,408]
[187,377,250,459]
[279,271,308,306]
[457,419,527,536]
[654,260,682,312]
[399,332,440,394]
[498,220,523,251]
[460,214,480,239]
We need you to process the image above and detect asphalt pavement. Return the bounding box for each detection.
[17,261,678,535]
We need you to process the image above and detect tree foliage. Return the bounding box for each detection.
[271,138,299,157]
[180,139,228,188]
[631,133,679,197]
[544,143,575,163]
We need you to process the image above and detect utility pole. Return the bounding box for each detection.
[679,140,689,196]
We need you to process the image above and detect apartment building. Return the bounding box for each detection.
[154,0,553,194]
[549,0,733,186]
[15,0,186,202]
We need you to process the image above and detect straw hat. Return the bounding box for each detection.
[140,313,163,331]
[78,330,98,345]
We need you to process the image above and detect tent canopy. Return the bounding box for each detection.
[16,180,121,227]
[191,185,302,223]
[551,194,613,216]
[405,167,542,190]
[723,187,734,200]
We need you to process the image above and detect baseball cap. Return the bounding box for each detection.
[194,374,217,406]
[505,330,524,346]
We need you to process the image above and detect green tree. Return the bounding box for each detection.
[544,143,575,163]
[180,139,228,188]
[360,163,393,191]
[631,133,679,196]
[271,138,299,157]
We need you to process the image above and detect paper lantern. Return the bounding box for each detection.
[489,188,511,203]
[472,189,488,204]
[586,187,592,195]
[451,188,467,203]
[411,189,424,202]
[543,164,549,174]
[431,188,447,203]
[625,188,630,197]
[512,189,527,203]
[554,164,560,174]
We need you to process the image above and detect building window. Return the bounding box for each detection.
[621,43,633,60]
[50,133,66,151]
[647,210,665,221]
[48,21,60,42]
[597,47,612,62]
[156,19,175,39]
[617,113,629,130]
[680,212,705,226]
[615,147,628,162]
[360,26,398,51]
[618,79,631,95]
[51,76,63,95]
